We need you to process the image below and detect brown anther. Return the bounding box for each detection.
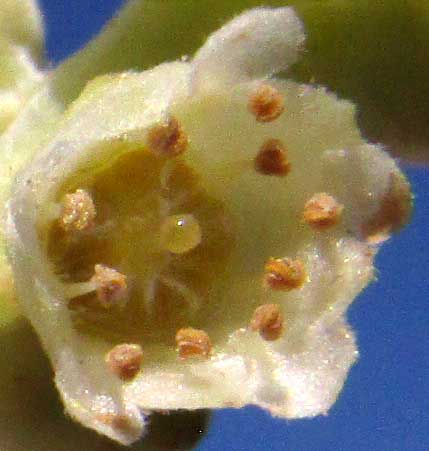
[147,117,188,158]
[91,264,128,308]
[248,84,284,123]
[255,139,291,176]
[175,327,212,359]
[362,171,412,244]
[105,343,143,381]
[264,257,306,291]
[250,304,283,341]
[59,189,96,232]
[303,193,343,230]
[98,414,139,434]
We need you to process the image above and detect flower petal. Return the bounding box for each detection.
[191,7,305,92]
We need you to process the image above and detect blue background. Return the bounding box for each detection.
[38,1,429,450]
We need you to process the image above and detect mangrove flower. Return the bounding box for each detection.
[4,6,412,446]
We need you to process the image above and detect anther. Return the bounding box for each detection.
[91,264,128,308]
[160,214,202,254]
[264,257,306,291]
[175,327,212,359]
[303,193,343,230]
[361,172,412,244]
[147,117,188,158]
[59,189,96,232]
[248,84,284,123]
[255,139,291,176]
[250,304,283,341]
[105,343,143,381]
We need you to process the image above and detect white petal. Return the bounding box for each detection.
[268,317,358,418]
[191,7,305,92]
[321,144,412,240]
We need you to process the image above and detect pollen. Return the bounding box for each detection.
[303,193,343,230]
[250,304,283,341]
[147,117,188,158]
[254,139,291,176]
[105,343,143,381]
[264,257,306,291]
[362,172,412,244]
[160,214,202,254]
[175,327,212,359]
[248,84,284,123]
[59,189,96,232]
[91,264,128,308]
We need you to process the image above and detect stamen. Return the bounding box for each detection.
[250,304,283,341]
[160,214,202,254]
[91,264,128,308]
[158,275,200,312]
[147,117,188,158]
[362,172,412,244]
[64,280,98,300]
[64,264,128,310]
[59,189,96,232]
[105,343,143,381]
[248,84,284,123]
[303,192,343,230]
[264,257,306,291]
[175,327,212,359]
[255,139,291,176]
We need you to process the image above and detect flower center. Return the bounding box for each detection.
[45,150,234,358]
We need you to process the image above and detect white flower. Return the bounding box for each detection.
[5,7,411,445]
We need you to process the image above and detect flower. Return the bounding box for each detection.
[2,5,412,446]
[0,1,416,448]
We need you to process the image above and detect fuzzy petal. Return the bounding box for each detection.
[191,7,305,92]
